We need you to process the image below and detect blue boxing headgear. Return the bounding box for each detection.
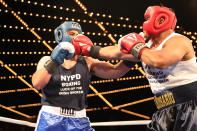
[54,21,82,43]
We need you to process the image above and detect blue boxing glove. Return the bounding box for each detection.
[44,42,75,74]
[51,42,75,64]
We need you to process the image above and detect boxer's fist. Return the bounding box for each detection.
[72,34,93,56]
[44,42,75,74]
[51,42,75,64]
[118,33,147,59]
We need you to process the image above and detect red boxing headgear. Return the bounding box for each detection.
[143,6,177,37]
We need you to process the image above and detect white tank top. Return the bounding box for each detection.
[142,33,197,94]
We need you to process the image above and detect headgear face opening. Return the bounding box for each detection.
[142,6,177,37]
[54,21,82,55]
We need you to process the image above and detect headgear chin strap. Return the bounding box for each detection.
[143,6,177,37]
[54,21,82,55]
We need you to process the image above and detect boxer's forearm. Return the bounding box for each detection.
[32,68,52,90]
[99,45,139,61]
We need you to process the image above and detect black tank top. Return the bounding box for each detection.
[41,56,91,110]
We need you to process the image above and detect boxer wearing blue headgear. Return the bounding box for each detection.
[32,21,130,131]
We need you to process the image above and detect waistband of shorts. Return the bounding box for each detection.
[154,81,197,110]
[41,105,87,118]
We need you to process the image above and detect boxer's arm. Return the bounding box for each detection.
[99,45,139,62]
[73,34,139,62]
[140,36,191,69]
[32,56,52,90]
[86,57,130,79]
[32,42,75,90]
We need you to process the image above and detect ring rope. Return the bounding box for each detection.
[0,116,151,127]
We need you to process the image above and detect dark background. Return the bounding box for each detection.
[0,0,196,131]
[82,0,197,31]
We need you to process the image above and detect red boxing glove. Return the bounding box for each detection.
[72,34,93,56]
[118,33,148,59]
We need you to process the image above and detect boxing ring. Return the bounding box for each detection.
[0,0,197,130]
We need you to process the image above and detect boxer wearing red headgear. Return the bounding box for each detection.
[76,5,197,131]
[143,6,177,38]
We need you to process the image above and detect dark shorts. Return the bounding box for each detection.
[146,99,197,131]
[147,81,197,131]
